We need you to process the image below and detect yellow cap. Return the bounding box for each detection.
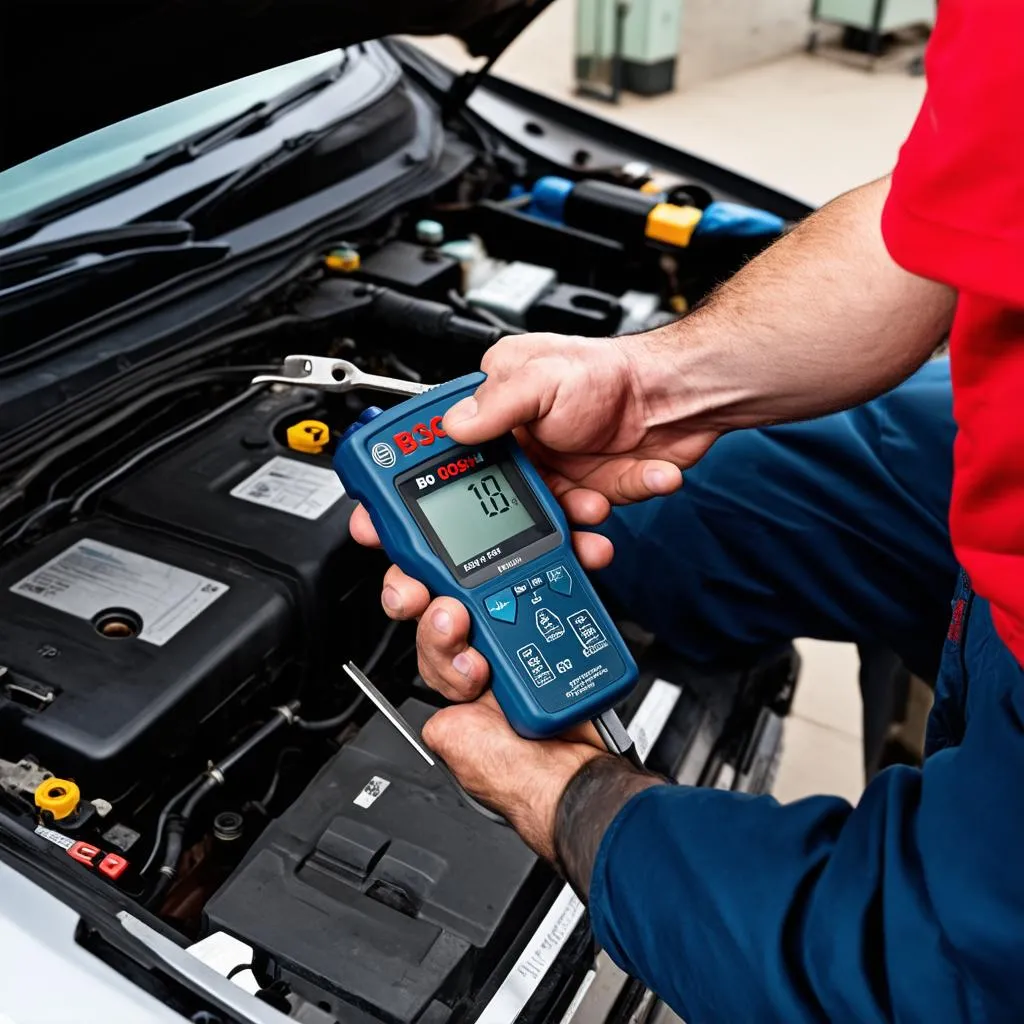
[645,203,702,248]
[287,419,331,455]
[639,180,663,195]
[325,248,361,272]
[35,778,80,821]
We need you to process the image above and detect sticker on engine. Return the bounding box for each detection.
[10,539,228,647]
[230,455,345,520]
[34,825,74,850]
[353,775,390,809]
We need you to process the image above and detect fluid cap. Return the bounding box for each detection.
[286,419,331,455]
[35,777,80,820]
[339,406,384,444]
[415,219,445,246]
[325,247,361,272]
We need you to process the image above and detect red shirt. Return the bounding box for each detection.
[882,0,1024,666]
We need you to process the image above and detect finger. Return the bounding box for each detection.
[572,530,614,569]
[349,504,380,547]
[552,485,611,527]
[574,457,683,504]
[443,367,555,445]
[380,562,431,620]
[415,597,490,702]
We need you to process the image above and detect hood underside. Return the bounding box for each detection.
[1,0,545,171]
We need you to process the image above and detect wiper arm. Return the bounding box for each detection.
[0,221,195,280]
[145,54,347,167]
[0,54,347,249]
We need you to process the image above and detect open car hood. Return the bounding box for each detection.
[1,0,550,171]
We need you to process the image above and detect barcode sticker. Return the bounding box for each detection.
[34,825,74,850]
[353,775,390,809]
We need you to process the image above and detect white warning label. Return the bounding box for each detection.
[10,539,228,647]
[230,455,345,521]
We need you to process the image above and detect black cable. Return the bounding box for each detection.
[69,383,266,516]
[141,707,296,886]
[294,620,401,733]
[139,775,207,876]
[255,746,302,810]
[0,315,300,471]
[446,289,524,336]
[0,368,264,521]
[294,691,363,735]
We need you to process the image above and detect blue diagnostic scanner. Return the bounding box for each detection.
[334,372,639,739]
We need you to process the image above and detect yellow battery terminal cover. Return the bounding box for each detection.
[287,419,331,455]
[35,777,80,820]
[645,203,702,248]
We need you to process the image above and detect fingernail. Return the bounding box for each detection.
[452,652,472,676]
[432,608,452,635]
[382,586,402,613]
[643,465,669,492]
[444,397,478,428]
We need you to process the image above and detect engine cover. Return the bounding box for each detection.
[204,698,553,1024]
[0,518,292,788]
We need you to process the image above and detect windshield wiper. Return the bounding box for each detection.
[0,221,197,281]
[0,221,229,372]
[0,55,347,250]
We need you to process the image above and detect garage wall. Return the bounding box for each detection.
[677,0,813,89]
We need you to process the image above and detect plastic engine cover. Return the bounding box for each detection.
[204,698,550,1023]
[0,518,292,788]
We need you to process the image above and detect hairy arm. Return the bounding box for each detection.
[635,175,956,434]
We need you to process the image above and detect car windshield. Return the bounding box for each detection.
[0,50,342,224]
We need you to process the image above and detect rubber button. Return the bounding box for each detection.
[512,581,530,598]
[546,565,572,596]
[485,588,517,624]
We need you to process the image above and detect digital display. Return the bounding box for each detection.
[416,464,537,566]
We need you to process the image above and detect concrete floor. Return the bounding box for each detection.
[413,14,930,806]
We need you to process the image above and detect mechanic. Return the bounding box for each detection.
[352,5,1023,1019]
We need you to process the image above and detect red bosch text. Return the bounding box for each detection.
[393,416,446,455]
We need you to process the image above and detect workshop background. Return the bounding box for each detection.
[413,0,935,807]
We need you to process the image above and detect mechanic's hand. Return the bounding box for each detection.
[350,332,716,701]
[422,690,607,860]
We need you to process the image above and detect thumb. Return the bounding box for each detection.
[442,371,551,445]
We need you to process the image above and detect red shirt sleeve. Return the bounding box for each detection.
[882,0,1024,307]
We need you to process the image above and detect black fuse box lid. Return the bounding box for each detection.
[204,699,551,1024]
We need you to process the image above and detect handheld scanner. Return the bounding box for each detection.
[335,373,638,739]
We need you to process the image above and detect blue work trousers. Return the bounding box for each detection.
[592,358,1024,1022]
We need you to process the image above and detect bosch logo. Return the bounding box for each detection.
[371,442,397,469]
[393,416,446,456]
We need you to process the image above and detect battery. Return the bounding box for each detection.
[0,518,292,789]
[205,698,555,1024]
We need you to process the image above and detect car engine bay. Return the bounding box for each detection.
[0,45,800,1023]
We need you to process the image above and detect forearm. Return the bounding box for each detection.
[633,176,956,432]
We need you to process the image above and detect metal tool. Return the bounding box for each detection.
[252,354,433,397]
[342,662,509,827]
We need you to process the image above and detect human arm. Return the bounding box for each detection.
[350,173,955,702]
